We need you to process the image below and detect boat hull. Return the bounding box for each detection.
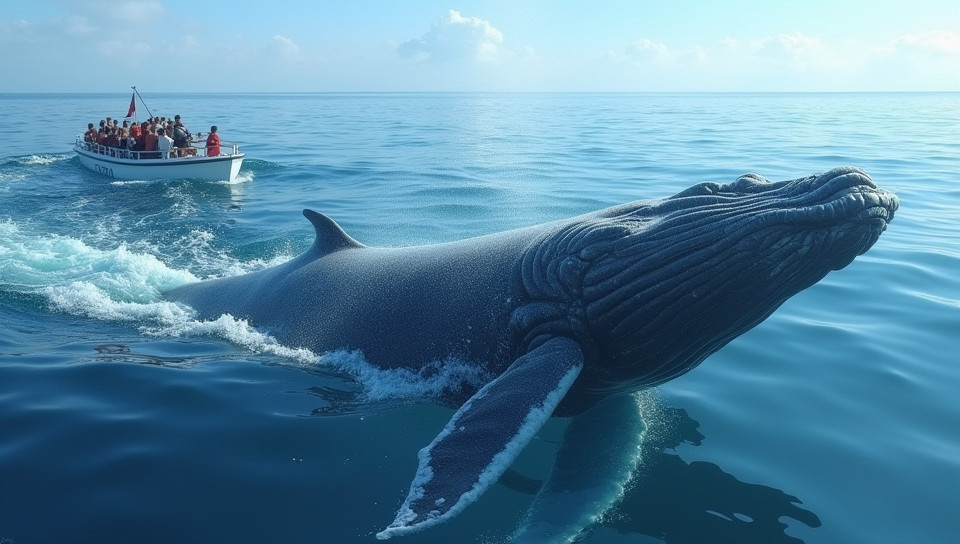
[74,144,244,182]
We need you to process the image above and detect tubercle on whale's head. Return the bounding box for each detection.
[553,167,898,393]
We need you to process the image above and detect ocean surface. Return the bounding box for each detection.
[0,92,957,544]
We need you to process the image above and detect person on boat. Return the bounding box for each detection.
[82,123,98,151]
[132,122,148,153]
[123,129,137,157]
[115,128,127,158]
[104,127,120,147]
[173,115,195,157]
[173,114,189,135]
[205,126,221,157]
[143,126,159,158]
[83,123,98,147]
[157,127,175,158]
[103,127,121,156]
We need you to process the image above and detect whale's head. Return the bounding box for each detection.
[542,166,898,397]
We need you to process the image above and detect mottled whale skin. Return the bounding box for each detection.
[165,166,897,542]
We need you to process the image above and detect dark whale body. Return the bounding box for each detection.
[165,166,897,542]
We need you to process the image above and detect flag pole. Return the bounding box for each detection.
[131,86,155,120]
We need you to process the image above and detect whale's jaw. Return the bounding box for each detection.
[568,166,897,395]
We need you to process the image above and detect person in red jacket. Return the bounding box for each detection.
[205,125,221,157]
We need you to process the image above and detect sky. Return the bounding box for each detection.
[1,0,958,92]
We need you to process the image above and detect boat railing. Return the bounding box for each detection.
[75,135,242,160]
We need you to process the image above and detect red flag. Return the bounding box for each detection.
[125,93,136,118]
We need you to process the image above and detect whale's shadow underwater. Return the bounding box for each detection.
[165,166,897,542]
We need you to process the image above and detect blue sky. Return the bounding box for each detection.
[2,0,958,92]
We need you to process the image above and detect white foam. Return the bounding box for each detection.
[0,219,485,402]
[17,154,72,166]
[0,172,27,187]
[321,350,491,402]
[216,170,255,185]
[150,313,321,365]
[107,169,254,187]
[0,221,319,363]
[0,220,197,301]
[109,179,153,186]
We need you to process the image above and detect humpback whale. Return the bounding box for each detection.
[164,166,897,542]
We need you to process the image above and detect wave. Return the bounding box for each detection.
[106,169,256,187]
[0,219,197,301]
[108,179,152,186]
[235,158,280,172]
[1,153,73,168]
[320,350,491,402]
[0,154,74,187]
[0,219,485,403]
[215,170,255,185]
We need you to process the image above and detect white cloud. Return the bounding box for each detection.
[271,35,301,59]
[112,0,165,24]
[60,0,164,25]
[884,30,960,56]
[97,39,152,59]
[623,39,674,63]
[398,10,504,63]
[612,39,709,67]
[865,30,960,90]
[606,31,930,90]
[0,20,36,44]
[62,15,97,36]
[1,3,956,92]
[758,33,829,65]
[0,1,168,65]
[709,32,850,72]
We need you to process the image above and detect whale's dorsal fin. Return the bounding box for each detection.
[303,209,365,257]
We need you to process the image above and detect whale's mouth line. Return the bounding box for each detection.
[748,169,897,230]
[806,170,896,220]
[650,169,898,240]
[784,185,898,227]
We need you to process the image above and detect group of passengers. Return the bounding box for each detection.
[82,115,221,158]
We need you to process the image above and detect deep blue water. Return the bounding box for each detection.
[0,92,958,544]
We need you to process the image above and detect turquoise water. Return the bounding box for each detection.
[0,92,957,544]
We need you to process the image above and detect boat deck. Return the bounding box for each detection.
[74,135,245,181]
[75,135,242,162]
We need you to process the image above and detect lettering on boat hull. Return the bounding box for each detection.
[94,164,115,178]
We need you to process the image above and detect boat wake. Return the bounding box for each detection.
[216,170,255,185]
[0,154,73,187]
[0,218,486,404]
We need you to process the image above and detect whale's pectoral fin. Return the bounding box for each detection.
[376,337,584,540]
[511,393,645,544]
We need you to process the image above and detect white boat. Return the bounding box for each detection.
[74,136,245,182]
